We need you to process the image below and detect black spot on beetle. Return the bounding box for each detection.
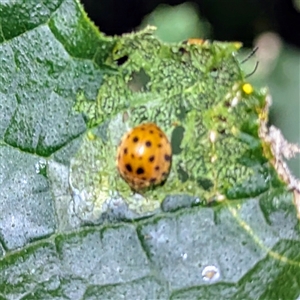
[149,130,154,134]
[125,164,132,172]
[145,141,152,147]
[141,177,147,180]
[159,133,163,138]
[131,154,135,158]
[150,178,157,183]
[155,166,160,171]
[136,167,145,175]
[162,172,167,177]
[123,148,128,155]
[157,143,162,148]
[164,154,171,161]
[133,136,139,143]
[149,155,155,162]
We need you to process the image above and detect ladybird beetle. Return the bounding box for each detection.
[116,123,172,191]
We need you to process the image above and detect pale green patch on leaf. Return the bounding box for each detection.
[71,27,273,216]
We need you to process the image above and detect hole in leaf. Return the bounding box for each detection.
[128,69,150,92]
[114,55,129,66]
[171,126,185,155]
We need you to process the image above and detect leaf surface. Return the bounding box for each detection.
[0,1,299,299]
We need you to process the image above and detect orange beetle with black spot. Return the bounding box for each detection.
[116,123,172,191]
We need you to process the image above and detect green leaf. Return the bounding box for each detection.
[0,0,300,299]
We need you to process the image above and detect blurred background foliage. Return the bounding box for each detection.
[81,0,300,177]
